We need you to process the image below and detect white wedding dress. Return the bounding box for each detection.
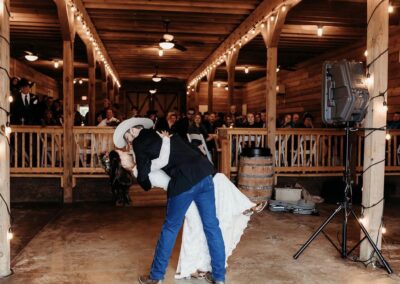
[141,136,256,279]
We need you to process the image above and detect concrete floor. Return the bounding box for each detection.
[3,203,400,284]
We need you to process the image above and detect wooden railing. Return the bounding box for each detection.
[10,126,115,177]
[9,126,400,179]
[218,128,400,178]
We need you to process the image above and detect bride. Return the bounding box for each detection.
[113,117,265,280]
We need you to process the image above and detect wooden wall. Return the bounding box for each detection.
[197,81,244,113]
[242,26,400,126]
[10,58,59,98]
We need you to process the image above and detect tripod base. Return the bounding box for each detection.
[293,202,392,274]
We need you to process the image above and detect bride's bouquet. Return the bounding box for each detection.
[99,151,111,174]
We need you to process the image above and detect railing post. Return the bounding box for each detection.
[220,139,230,178]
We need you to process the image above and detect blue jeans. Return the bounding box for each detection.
[150,175,226,281]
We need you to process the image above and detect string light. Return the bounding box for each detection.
[188,2,289,86]
[382,100,388,112]
[364,50,368,57]
[158,48,164,57]
[317,26,323,37]
[224,86,229,91]
[8,96,13,103]
[54,60,60,69]
[381,225,387,234]
[217,82,221,88]
[7,229,13,241]
[69,0,120,87]
[276,66,280,72]
[244,66,249,74]
[5,124,12,136]
[385,132,391,140]
[388,3,394,13]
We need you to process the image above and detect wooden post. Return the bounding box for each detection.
[207,68,216,113]
[113,83,119,103]
[62,40,74,203]
[227,50,239,111]
[360,0,389,261]
[100,62,107,100]
[260,5,291,151]
[0,0,11,276]
[265,47,277,151]
[54,0,76,203]
[108,77,114,103]
[194,82,200,112]
[87,46,96,125]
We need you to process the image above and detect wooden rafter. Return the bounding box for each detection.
[187,0,301,85]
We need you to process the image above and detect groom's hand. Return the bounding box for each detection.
[157,130,172,138]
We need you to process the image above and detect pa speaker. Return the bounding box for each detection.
[322,60,369,124]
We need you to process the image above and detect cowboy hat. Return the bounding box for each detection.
[18,78,34,88]
[113,117,154,148]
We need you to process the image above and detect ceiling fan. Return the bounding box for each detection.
[159,20,187,52]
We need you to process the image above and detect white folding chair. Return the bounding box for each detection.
[187,133,213,163]
[296,135,317,166]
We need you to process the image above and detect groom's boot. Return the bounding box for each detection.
[205,272,225,284]
[138,275,162,284]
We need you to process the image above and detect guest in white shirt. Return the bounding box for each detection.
[97,108,120,126]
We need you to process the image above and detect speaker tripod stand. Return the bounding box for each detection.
[293,123,392,274]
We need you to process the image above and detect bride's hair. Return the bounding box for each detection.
[108,151,133,205]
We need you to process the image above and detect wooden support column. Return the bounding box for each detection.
[227,50,239,111]
[0,0,11,277]
[54,0,75,203]
[207,68,216,113]
[260,4,292,151]
[360,0,389,261]
[113,83,119,103]
[107,77,114,103]
[87,46,96,125]
[100,62,107,100]
[265,47,277,150]
[62,41,74,203]
[193,82,200,112]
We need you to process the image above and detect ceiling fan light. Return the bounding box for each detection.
[149,89,157,94]
[152,75,162,82]
[25,54,38,62]
[159,40,175,50]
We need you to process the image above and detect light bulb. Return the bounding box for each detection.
[7,230,13,241]
[244,66,249,74]
[251,28,256,34]
[79,79,83,85]
[149,89,157,94]
[158,49,164,57]
[365,73,373,86]
[276,66,280,72]
[73,79,77,84]
[388,4,394,13]
[225,86,229,91]
[270,15,275,22]
[261,23,265,28]
[364,50,368,57]
[186,91,189,95]
[382,226,387,234]
[81,96,87,101]
[281,5,287,12]
[382,101,388,112]
[76,15,82,21]
[217,82,221,88]
[25,54,38,62]
[359,216,368,226]
[386,133,391,140]
[70,6,76,12]
[5,125,12,135]
[54,60,60,69]
[317,26,323,37]
[8,96,13,103]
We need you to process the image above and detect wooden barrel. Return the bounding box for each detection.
[238,156,274,202]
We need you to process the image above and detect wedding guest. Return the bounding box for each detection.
[98,108,120,126]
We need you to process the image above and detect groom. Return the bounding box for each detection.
[114,117,225,284]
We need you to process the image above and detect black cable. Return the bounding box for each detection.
[367,48,389,70]
[362,197,384,210]
[0,106,10,115]
[0,193,12,225]
[0,34,10,46]
[0,66,11,79]
[367,0,386,27]
[369,89,387,102]
[361,158,386,176]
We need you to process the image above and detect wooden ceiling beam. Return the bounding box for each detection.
[187,0,301,85]
[71,0,121,86]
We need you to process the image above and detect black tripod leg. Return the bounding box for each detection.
[350,209,393,274]
[293,204,343,259]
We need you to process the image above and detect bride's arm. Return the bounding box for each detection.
[150,134,171,171]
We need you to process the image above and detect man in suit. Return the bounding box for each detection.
[10,78,40,125]
[113,118,225,284]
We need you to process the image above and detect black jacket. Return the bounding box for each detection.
[132,129,214,197]
[10,93,40,125]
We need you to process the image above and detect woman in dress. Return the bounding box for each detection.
[113,118,265,280]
